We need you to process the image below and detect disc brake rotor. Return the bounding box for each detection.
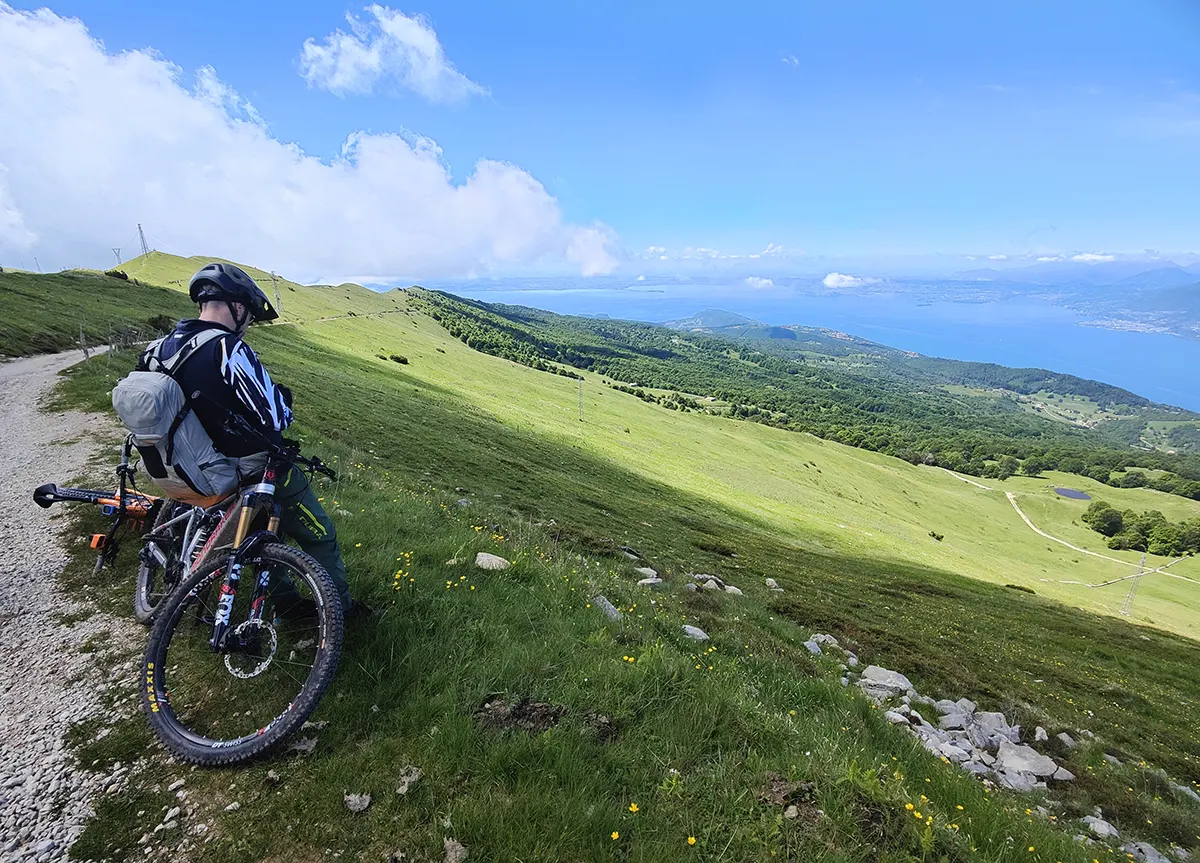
[223,619,278,679]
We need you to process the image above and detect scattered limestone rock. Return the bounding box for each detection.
[1052,766,1076,782]
[1081,815,1119,839]
[1056,731,1077,749]
[592,595,622,622]
[724,584,744,596]
[811,633,839,647]
[1103,753,1122,766]
[994,770,1037,792]
[634,566,658,578]
[223,801,240,812]
[475,552,510,570]
[1034,726,1048,742]
[397,765,422,796]
[1122,843,1172,863]
[619,546,642,561]
[691,573,726,589]
[344,792,372,813]
[443,838,469,863]
[682,625,710,641]
[857,665,913,700]
[701,579,722,591]
[637,577,664,589]
[683,582,699,593]
[884,711,909,725]
[803,640,822,656]
[995,740,1058,777]
[287,737,318,755]
[765,577,782,592]
[783,804,799,820]
[1171,782,1200,804]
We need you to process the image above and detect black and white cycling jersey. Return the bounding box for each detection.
[217,336,294,433]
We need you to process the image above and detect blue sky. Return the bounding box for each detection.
[2,1,1199,278]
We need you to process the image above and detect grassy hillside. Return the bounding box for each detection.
[116,251,406,323]
[0,270,193,356]
[34,265,1199,860]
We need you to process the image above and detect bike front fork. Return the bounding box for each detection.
[208,499,282,652]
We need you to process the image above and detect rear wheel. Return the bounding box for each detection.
[134,501,181,624]
[142,543,343,765]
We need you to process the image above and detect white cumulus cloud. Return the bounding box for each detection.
[299,5,486,103]
[822,272,878,289]
[1036,255,1063,262]
[745,276,774,288]
[0,5,615,281]
[988,254,1008,261]
[1071,252,1115,263]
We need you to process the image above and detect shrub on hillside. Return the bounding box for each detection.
[104,269,129,280]
[1109,469,1148,488]
[1082,500,1124,536]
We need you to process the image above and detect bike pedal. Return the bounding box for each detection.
[89,534,108,549]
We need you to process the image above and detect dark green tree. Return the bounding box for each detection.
[1082,501,1124,537]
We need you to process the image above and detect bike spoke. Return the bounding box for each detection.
[157,559,325,744]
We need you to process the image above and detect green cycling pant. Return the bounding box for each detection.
[273,466,353,610]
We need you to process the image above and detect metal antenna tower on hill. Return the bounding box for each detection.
[270,271,281,313]
[111,248,122,266]
[137,223,151,257]
[1120,552,1147,616]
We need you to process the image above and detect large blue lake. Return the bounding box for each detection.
[427,281,1200,411]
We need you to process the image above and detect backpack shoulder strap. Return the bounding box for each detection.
[150,328,228,376]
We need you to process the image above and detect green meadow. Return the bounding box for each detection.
[23,255,1199,860]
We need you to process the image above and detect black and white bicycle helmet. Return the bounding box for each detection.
[188,263,278,325]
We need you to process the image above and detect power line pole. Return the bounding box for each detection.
[137,223,151,257]
[270,271,281,313]
[1120,553,1146,616]
[112,248,122,266]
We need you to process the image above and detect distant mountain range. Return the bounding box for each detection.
[954,260,1200,286]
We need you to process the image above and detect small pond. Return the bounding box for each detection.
[1054,487,1092,500]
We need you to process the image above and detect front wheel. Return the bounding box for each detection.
[142,543,343,765]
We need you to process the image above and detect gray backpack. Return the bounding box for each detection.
[112,330,239,504]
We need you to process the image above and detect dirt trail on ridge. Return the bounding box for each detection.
[0,349,138,862]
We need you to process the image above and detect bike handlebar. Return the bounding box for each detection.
[221,412,338,480]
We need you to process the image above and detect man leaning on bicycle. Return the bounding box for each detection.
[136,263,359,616]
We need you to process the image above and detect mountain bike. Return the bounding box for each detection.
[141,424,344,765]
[34,437,162,581]
[38,422,345,764]
[36,437,214,624]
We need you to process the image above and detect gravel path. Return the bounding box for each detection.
[0,349,138,862]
